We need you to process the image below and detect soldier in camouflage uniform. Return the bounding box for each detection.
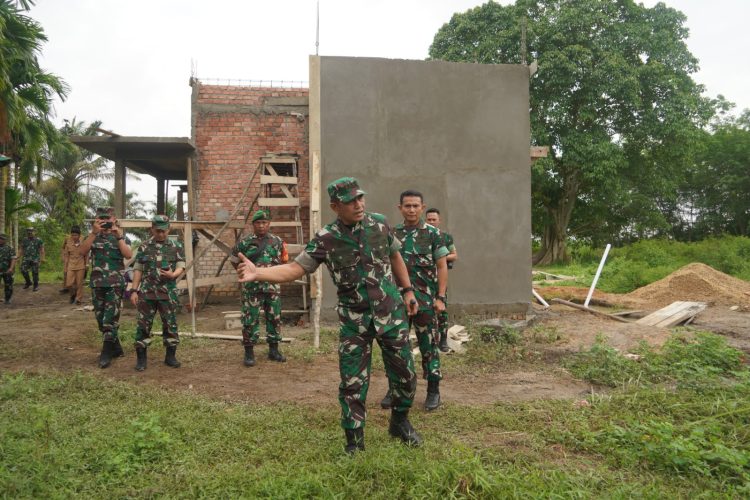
[129,215,185,371]
[19,227,44,291]
[79,207,133,368]
[381,190,448,412]
[0,233,17,305]
[230,210,289,367]
[237,177,423,454]
[425,208,458,352]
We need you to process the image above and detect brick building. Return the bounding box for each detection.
[190,79,311,303]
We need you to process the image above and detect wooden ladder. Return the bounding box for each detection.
[258,153,308,316]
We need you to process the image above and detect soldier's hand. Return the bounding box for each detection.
[159,269,176,280]
[403,290,418,316]
[434,298,446,313]
[237,253,258,282]
[111,224,122,238]
[130,290,139,306]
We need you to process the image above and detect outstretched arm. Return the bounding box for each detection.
[237,253,306,283]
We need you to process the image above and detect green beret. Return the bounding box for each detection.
[327,177,366,203]
[252,210,271,222]
[151,214,170,230]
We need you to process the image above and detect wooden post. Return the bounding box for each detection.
[186,157,197,335]
[156,177,165,214]
[114,157,126,218]
[310,151,322,349]
[176,186,186,221]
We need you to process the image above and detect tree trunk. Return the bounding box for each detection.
[532,171,579,265]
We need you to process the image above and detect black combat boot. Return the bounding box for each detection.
[164,345,181,368]
[388,410,423,447]
[380,391,392,409]
[32,272,39,292]
[268,343,286,362]
[69,295,75,304]
[112,338,125,358]
[439,332,449,352]
[98,341,114,369]
[135,347,147,371]
[244,345,256,367]
[425,379,441,411]
[344,428,365,454]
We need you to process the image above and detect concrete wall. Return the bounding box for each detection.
[309,56,531,319]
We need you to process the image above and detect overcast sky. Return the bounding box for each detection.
[30,0,750,206]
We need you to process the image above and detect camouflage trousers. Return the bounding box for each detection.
[241,289,281,346]
[339,310,417,430]
[135,297,179,348]
[412,308,443,382]
[1,271,13,301]
[20,260,39,286]
[92,286,124,342]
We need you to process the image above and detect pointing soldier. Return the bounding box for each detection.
[425,208,458,352]
[236,177,423,454]
[382,190,448,412]
[0,233,16,304]
[19,227,44,291]
[230,209,289,367]
[129,215,185,371]
[79,207,133,368]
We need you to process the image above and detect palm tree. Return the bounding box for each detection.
[0,0,68,234]
[35,119,111,231]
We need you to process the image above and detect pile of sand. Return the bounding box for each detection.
[625,263,750,308]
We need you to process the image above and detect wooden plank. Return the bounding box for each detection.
[184,332,294,342]
[610,310,646,317]
[636,301,691,326]
[260,175,298,185]
[550,298,632,323]
[196,229,233,255]
[653,302,706,328]
[258,197,300,207]
[183,221,195,309]
[270,221,302,227]
[114,219,245,229]
[261,157,296,164]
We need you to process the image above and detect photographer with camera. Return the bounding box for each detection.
[79,207,132,368]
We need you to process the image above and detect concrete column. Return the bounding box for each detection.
[114,157,126,218]
[156,178,165,214]
[176,187,185,221]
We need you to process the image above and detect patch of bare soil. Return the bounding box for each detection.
[625,263,750,309]
[0,284,592,409]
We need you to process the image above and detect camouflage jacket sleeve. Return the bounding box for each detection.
[431,228,449,261]
[132,244,146,272]
[295,230,327,273]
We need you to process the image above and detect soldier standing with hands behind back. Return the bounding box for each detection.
[425,208,458,352]
[230,209,289,367]
[79,207,132,368]
[0,233,16,304]
[129,215,185,371]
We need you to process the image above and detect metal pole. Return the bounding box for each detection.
[584,244,611,308]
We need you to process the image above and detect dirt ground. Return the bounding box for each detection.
[2,282,750,410]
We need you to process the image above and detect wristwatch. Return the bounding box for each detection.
[400,286,414,295]
[436,295,447,302]
[116,236,124,241]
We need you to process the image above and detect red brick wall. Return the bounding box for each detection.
[191,82,310,302]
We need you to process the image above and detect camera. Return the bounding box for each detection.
[100,221,113,229]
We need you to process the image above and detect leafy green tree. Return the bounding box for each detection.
[0,0,68,233]
[36,119,110,231]
[690,109,750,237]
[430,0,713,263]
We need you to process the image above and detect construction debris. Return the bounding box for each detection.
[182,331,293,343]
[550,298,631,323]
[635,301,707,328]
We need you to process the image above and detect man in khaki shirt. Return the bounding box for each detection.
[64,226,87,304]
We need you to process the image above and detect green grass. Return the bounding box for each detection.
[537,235,750,293]
[3,331,750,496]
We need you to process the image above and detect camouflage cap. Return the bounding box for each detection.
[251,209,271,222]
[0,233,8,240]
[70,226,81,234]
[152,214,170,230]
[327,177,366,203]
[95,207,114,218]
